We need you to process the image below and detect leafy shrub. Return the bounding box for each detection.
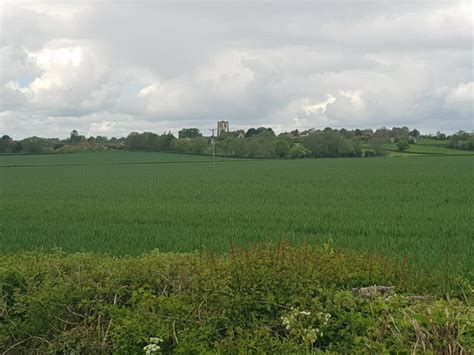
[290,145,310,159]
[0,243,472,353]
[396,139,410,152]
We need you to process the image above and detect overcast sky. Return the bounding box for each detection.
[1,0,472,139]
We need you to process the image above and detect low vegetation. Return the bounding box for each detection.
[447,131,474,151]
[1,243,472,353]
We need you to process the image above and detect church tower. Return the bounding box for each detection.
[217,121,229,136]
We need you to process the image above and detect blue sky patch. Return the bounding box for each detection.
[17,74,35,88]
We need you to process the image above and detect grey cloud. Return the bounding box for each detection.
[1,0,472,138]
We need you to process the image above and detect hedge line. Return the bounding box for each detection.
[1,242,472,353]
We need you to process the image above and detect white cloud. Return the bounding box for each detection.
[1,0,472,137]
[445,82,474,115]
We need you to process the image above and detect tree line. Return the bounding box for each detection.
[1,127,473,157]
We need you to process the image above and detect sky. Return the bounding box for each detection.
[1,0,473,139]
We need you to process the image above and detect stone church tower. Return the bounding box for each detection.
[217,121,229,136]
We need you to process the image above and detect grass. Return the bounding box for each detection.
[0,150,225,167]
[382,139,474,156]
[416,138,452,146]
[0,152,473,277]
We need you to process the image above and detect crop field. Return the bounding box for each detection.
[0,151,226,167]
[1,152,473,275]
[383,139,474,156]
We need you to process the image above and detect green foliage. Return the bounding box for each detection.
[301,131,357,158]
[245,127,276,138]
[0,244,472,353]
[0,135,14,153]
[125,132,176,151]
[171,137,209,155]
[396,139,410,151]
[69,129,86,144]
[289,144,310,159]
[410,129,420,137]
[213,135,276,158]
[178,128,202,139]
[448,131,474,151]
[275,139,290,158]
[20,137,47,153]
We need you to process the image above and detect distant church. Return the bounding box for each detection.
[217,121,229,136]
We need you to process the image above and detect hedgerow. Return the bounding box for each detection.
[1,243,472,353]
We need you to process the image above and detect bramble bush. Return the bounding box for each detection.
[0,242,472,353]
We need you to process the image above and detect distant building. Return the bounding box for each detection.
[217,121,229,136]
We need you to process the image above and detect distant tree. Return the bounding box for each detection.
[244,128,259,138]
[125,132,143,150]
[245,127,275,138]
[370,128,391,154]
[245,135,276,158]
[223,137,248,157]
[265,127,276,136]
[13,142,23,152]
[189,138,208,154]
[301,131,354,157]
[21,137,45,153]
[339,128,353,139]
[467,135,474,150]
[95,136,109,144]
[178,128,202,139]
[0,135,13,153]
[289,145,310,159]
[290,129,300,137]
[170,139,190,154]
[69,130,85,144]
[410,129,420,137]
[447,131,473,151]
[396,139,410,152]
[155,132,176,151]
[351,136,363,157]
[170,137,208,154]
[275,139,290,158]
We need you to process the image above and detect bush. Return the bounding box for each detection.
[290,145,310,159]
[0,243,472,353]
[364,149,376,157]
[396,139,410,152]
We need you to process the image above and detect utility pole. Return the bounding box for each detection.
[209,128,216,167]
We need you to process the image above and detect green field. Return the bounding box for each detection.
[1,152,473,275]
[383,138,474,156]
[0,151,225,166]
